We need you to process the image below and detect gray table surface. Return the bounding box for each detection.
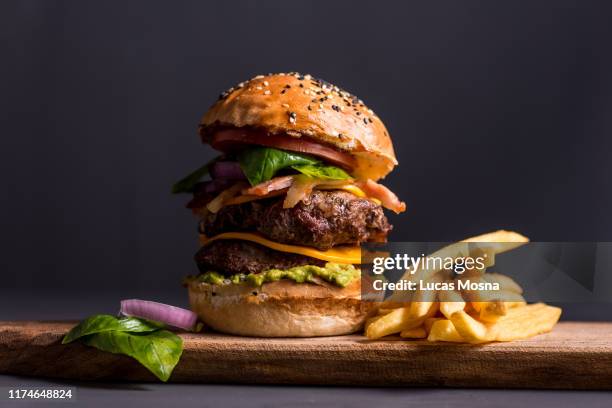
[1,375,611,408]
[2,290,611,407]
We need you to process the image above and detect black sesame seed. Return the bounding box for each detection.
[368,118,373,123]
[319,97,326,102]
[285,84,291,88]
[307,105,312,110]
[363,118,368,125]
[356,111,361,115]
[299,83,304,88]
[252,291,258,296]
[281,89,286,94]
[331,104,340,112]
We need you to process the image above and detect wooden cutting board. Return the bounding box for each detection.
[1,321,611,389]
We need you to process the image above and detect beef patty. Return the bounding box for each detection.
[195,240,325,276]
[201,190,391,250]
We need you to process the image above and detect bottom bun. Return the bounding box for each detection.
[187,278,374,337]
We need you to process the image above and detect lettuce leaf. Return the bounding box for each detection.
[62,315,163,344]
[238,147,350,186]
[291,164,351,180]
[171,157,218,194]
[62,314,182,382]
[238,147,317,186]
[82,330,182,382]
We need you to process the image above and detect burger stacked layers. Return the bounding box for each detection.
[175,73,405,337]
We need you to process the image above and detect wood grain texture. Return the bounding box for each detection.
[1,321,611,389]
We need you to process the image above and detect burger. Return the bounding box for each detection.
[175,73,405,337]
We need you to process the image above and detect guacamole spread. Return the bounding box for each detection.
[197,263,360,287]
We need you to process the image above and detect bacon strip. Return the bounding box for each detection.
[206,176,406,213]
[243,175,295,196]
[357,179,406,214]
[224,189,289,206]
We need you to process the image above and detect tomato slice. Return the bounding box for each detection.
[210,128,356,170]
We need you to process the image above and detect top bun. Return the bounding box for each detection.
[199,73,397,181]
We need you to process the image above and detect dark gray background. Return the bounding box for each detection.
[1,0,611,320]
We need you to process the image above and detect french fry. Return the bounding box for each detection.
[482,273,523,294]
[474,300,507,323]
[438,287,466,319]
[376,300,410,310]
[463,230,529,255]
[427,319,465,342]
[424,317,443,333]
[450,310,495,343]
[470,247,496,269]
[365,315,383,329]
[505,301,527,309]
[408,272,443,319]
[366,307,412,339]
[400,326,427,339]
[493,303,562,341]
[409,300,439,322]
[440,301,466,320]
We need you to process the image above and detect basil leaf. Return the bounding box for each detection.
[82,330,182,382]
[238,147,318,186]
[172,157,219,194]
[62,315,163,344]
[292,164,351,180]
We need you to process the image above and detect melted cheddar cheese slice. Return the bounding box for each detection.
[199,232,362,264]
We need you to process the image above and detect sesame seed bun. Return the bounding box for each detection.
[199,73,397,181]
[187,277,375,337]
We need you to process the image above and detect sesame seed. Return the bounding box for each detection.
[263,81,269,86]
[255,86,262,90]
[282,103,289,108]
[254,75,264,79]
[288,111,297,123]
[264,90,271,95]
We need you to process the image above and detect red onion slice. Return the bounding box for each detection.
[120,299,198,331]
[210,161,245,180]
[200,179,235,193]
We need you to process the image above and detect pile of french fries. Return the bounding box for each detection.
[365,231,562,343]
